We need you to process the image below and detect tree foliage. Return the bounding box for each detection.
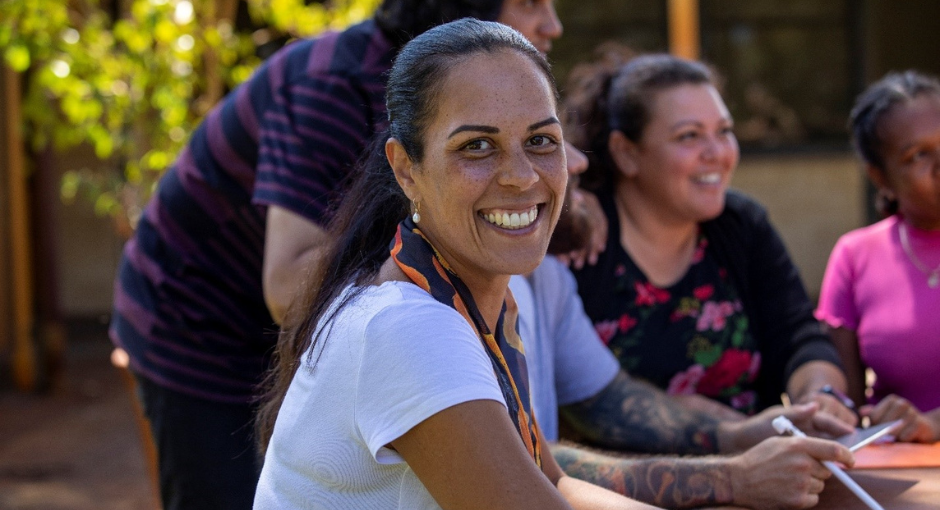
[1,0,379,236]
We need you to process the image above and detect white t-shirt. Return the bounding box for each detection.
[254,281,505,510]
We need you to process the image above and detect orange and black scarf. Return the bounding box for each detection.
[390,218,542,466]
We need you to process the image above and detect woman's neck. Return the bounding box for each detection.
[615,181,700,287]
[457,272,512,331]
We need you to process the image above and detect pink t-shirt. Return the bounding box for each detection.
[816,216,940,412]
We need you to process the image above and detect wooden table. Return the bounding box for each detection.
[814,467,940,509]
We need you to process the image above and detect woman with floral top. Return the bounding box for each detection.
[562,50,855,422]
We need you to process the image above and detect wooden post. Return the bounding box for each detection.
[3,64,38,391]
[0,68,9,369]
[668,0,701,60]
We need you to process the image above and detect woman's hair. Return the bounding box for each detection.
[255,18,554,451]
[374,0,504,47]
[562,47,718,191]
[849,70,940,216]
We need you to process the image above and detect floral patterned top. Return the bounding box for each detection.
[574,197,764,414]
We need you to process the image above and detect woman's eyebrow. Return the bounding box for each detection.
[448,117,560,139]
[448,125,499,138]
[529,117,559,131]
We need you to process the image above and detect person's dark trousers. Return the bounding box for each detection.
[134,373,261,510]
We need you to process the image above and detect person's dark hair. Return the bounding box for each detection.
[562,48,718,191]
[374,0,504,47]
[849,70,940,216]
[255,18,554,451]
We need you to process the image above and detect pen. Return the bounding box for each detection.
[772,416,885,510]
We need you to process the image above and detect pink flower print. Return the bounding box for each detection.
[696,301,735,331]
[614,264,627,277]
[667,364,706,395]
[718,267,728,280]
[618,313,637,334]
[747,352,761,382]
[730,390,757,410]
[693,284,714,301]
[594,320,618,345]
[634,281,670,307]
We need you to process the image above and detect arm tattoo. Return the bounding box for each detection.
[560,372,720,454]
[552,443,734,508]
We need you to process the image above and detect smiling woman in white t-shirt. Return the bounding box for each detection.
[252,18,658,510]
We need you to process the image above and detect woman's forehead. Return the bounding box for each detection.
[430,50,556,124]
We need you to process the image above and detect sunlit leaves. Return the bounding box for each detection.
[1,0,376,233]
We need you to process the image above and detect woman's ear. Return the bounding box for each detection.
[608,130,640,179]
[866,164,895,199]
[386,137,419,201]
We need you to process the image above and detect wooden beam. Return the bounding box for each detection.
[3,64,38,391]
[668,0,701,60]
[0,69,9,365]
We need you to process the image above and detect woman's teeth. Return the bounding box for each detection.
[696,173,721,185]
[484,206,539,230]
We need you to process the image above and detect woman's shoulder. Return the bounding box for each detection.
[830,215,898,256]
[718,189,770,224]
[345,281,476,337]
[838,215,897,243]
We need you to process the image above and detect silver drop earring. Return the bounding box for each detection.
[412,200,421,223]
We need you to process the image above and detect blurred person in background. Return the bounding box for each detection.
[816,70,940,443]
[561,49,856,424]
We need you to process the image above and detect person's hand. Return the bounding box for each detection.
[797,389,859,428]
[719,402,854,452]
[728,435,855,510]
[555,189,607,269]
[862,395,939,443]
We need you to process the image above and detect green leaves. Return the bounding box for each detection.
[4,44,30,71]
[1,0,376,233]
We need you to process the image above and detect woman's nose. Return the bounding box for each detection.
[499,150,540,190]
[540,4,563,40]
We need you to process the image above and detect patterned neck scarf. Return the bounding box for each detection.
[390,218,541,466]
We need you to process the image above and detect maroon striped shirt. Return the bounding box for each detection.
[110,20,395,403]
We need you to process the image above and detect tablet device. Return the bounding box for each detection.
[834,419,903,452]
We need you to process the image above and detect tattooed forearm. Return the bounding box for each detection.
[560,371,720,455]
[551,443,734,509]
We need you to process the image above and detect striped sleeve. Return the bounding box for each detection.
[253,68,374,225]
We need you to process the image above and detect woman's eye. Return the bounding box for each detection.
[463,139,492,152]
[526,134,558,152]
[678,131,699,141]
[528,135,553,147]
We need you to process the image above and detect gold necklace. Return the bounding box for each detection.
[899,221,940,289]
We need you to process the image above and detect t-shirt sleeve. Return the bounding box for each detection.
[253,70,374,226]
[815,236,860,331]
[355,296,505,464]
[541,258,620,406]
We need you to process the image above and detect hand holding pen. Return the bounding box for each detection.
[773,416,884,510]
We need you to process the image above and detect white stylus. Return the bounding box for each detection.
[772,416,885,510]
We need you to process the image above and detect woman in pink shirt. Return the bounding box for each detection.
[817,70,940,443]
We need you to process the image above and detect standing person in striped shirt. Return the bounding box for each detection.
[108,1,563,509]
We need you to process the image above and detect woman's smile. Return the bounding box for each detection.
[480,204,542,230]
